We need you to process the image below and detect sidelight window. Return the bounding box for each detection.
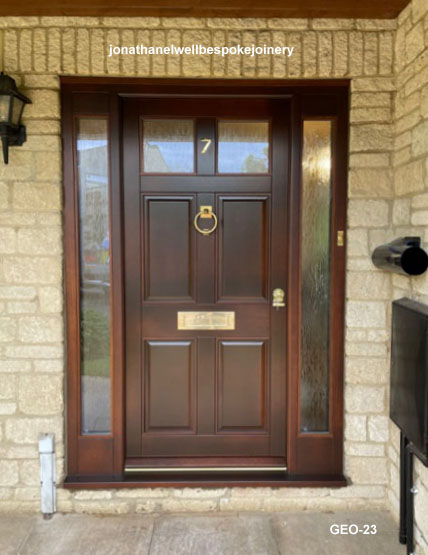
[76,117,112,435]
[300,120,333,433]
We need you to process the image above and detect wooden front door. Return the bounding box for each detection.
[63,80,348,483]
[123,97,289,471]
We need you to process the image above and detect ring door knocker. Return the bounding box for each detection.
[194,205,218,236]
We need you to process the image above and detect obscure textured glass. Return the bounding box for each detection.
[300,120,332,433]
[218,121,269,174]
[143,119,194,173]
[76,118,111,435]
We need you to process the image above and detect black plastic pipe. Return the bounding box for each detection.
[372,237,428,276]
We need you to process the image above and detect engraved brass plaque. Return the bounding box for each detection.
[177,311,235,330]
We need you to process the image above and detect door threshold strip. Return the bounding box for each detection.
[124,466,287,473]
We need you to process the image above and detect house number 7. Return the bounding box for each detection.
[200,138,212,154]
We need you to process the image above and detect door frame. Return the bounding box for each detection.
[61,77,349,488]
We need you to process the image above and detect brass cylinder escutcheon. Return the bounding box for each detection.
[194,206,218,236]
[272,288,286,308]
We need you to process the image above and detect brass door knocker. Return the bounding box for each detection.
[194,206,218,236]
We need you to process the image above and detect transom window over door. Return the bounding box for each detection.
[142,119,195,173]
[62,80,348,486]
[217,120,270,174]
[141,118,271,176]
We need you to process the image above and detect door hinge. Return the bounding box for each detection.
[337,230,345,247]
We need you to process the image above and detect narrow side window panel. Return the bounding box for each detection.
[300,120,333,433]
[76,117,112,435]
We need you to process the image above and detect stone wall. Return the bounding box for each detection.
[0,15,399,514]
[386,0,428,553]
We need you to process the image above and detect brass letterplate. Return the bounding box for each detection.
[177,311,235,330]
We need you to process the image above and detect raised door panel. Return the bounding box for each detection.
[143,196,195,301]
[217,340,267,432]
[218,196,269,301]
[144,340,196,432]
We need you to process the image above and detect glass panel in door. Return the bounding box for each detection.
[217,120,270,174]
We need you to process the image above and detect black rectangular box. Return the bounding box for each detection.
[390,298,428,458]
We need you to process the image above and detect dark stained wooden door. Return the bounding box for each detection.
[123,97,289,470]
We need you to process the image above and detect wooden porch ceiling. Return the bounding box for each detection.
[1,0,411,19]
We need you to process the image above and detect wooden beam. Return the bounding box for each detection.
[0,0,410,19]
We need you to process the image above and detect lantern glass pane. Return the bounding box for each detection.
[0,95,11,123]
[11,98,24,126]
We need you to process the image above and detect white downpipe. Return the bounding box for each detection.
[38,433,56,519]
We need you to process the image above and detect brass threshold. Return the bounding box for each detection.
[125,466,287,473]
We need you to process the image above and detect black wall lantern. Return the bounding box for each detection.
[0,72,31,164]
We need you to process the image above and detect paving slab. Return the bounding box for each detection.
[149,513,279,555]
[271,510,405,555]
[0,516,35,555]
[19,514,155,555]
[0,510,407,555]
